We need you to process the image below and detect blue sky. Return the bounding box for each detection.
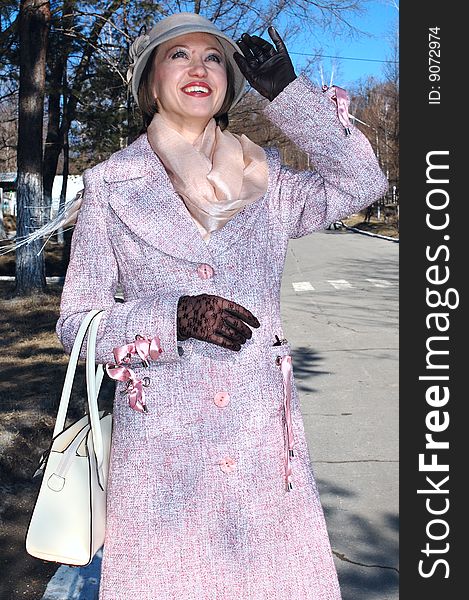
[280,0,399,88]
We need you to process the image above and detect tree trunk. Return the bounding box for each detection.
[43,56,63,209]
[15,0,51,295]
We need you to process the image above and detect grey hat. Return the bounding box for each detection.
[127,12,246,110]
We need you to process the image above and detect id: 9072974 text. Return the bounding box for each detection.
[428,27,441,105]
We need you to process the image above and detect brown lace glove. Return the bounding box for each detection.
[177,294,260,351]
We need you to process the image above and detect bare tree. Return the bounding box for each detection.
[348,17,399,193]
[1,2,20,172]
[0,97,18,171]
[15,0,51,295]
[229,91,310,169]
[43,0,123,209]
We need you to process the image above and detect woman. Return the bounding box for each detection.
[57,11,387,600]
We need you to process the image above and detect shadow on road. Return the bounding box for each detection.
[290,345,328,394]
[320,478,399,600]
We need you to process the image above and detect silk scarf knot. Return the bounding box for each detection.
[147,113,269,241]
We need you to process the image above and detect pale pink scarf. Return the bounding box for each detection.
[147,113,269,241]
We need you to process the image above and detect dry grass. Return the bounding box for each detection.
[0,285,65,597]
[0,241,67,277]
[2,214,16,232]
[0,282,113,598]
[342,210,399,239]
[0,286,64,464]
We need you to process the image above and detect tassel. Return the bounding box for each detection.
[0,189,84,256]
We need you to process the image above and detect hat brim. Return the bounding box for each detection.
[131,23,246,112]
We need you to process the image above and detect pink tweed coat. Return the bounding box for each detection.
[57,74,387,599]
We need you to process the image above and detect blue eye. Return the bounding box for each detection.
[207,54,222,63]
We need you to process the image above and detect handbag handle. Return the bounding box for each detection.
[85,311,107,481]
[53,310,104,439]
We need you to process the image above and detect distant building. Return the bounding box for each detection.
[0,173,83,217]
[0,172,17,215]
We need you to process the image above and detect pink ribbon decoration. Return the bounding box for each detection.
[280,355,295,491]
[332,86,352,137]
[105,336,162,413]
[135,335,162,364]
[323,85,352,136]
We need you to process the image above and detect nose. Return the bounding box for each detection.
[188,55,208,77]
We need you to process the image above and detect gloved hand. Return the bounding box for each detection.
[233,26,297,101]
[177,294,260,351]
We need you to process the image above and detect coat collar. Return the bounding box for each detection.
[103,134,278,263]
[103,134,152,182]
[104,134,213,263]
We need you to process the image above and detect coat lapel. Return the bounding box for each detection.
[104,134,213,264]
[103,136,278,263]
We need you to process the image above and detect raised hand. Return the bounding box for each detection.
[177,294,260,351]
[233,26,297,101]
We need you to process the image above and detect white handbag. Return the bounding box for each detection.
[26,309,113,566]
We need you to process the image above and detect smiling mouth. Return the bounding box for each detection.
[181,84,212,96]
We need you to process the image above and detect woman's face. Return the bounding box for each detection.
[151,32,228,134]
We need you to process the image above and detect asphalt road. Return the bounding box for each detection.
[41,228,399,600]
[281,229,399,600]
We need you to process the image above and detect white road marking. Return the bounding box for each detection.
[365,278,394,288]
[327,279,353,290]
[292,281,315,292]
[290,279,396,292]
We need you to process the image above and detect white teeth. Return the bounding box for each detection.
[183,85,210,93]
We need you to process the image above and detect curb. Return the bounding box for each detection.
[335,221,399,243]
[41,550,102,600]
[0,275,64,283]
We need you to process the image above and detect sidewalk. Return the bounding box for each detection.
[41,551,102,600]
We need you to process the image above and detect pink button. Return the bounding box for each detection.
[197,264,214,279]
[219,458,236,474]
[214,392,230,407]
